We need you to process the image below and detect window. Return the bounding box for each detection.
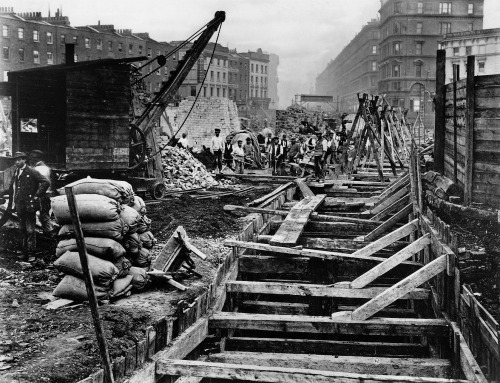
[190,86,196,96]
[251,75,254,84]
[47,52,53,64]
[18,48,24,62]
[372,61,377,71]
[147,48,152,57]
[453,47,459,56]
[2,25,8,37]
[261,64,263,73]
[85,38,90,48]
[18,27,24,39]
[372,45,377,54]
[74,54,78,62]
[392,81,401,90]
[118,43,123,52]
[417,2,423,13]
[393,64,400,77]
[33,50,40,64]
[411,98,421,112]
[478,62,485,73]
[33,30,39,42]
[440,23,451,35]
[394,2,401,13]
[210,87,214,97]
[61,34,65,43]
[203,87,207,97]
[223,72,226,82]
[415,63,422,77]
[46,32,53,44]
[216,88,220,97]
[73,36,78,45]
[251,63,254,72]
[393,22,400,34]
[416,42,423,55]
[466,46,472,56]
[223,88,226,97]
[468,3,474,14]
[468,23,474,31]
[371,77,376,86]
[3,71,8,81]
[108,41,112,51]
[439,3,452,14]
[217,72,221,82]
[210,70,214,80]
[393,42,401,54]
[416,22,423,34]
[138,45,142,55]
[129,44,133,54]
[2,47,9,60]
[96,39,102,50]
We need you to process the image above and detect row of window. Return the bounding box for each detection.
[393,2,474,15]
[380,62,425,79]
[2,47,54,64]
[250,63,267,74]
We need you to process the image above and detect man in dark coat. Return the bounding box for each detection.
[1,152,50,258]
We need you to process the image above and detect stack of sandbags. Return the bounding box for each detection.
[51,179,152,301]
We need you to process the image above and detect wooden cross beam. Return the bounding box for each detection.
[364,203,413,241]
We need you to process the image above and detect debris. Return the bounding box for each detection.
[11,299,19,308]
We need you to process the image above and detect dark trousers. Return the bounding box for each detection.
[314,155,324,179]
[39,195,53,234]
[212,150,223,171]
[271,158,283,175]
[224,155,234,170]
[16,203,36,252]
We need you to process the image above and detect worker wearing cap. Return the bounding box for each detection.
[0,152,49,259]
[280,134,289,158]
[29,150,56,235]
[223,136,234,171]
[269,136,284,176]
[313,131,328,182]
[233,140,245,174]
[243,137,255,167]
[177,133,189,150]
[287,137,302,176]
[210,128,225,174]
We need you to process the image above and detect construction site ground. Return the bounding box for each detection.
[0,183,274,383]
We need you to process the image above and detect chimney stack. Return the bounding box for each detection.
[65,43,75,64]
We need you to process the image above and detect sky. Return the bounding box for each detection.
[11,0,500,108]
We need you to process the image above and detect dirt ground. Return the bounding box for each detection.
[0,185,272,383]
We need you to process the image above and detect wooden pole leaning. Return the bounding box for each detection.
[65,187,115,383]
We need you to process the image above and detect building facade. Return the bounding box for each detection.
[440,28,500,82]
[315,19,379,113]
[268,53,279,110]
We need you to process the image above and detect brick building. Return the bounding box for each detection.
[315,0,484,128]
[268,53,280,111]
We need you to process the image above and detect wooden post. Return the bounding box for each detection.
[65,187,115,383]
[434,50,446,174]
[453,64,459,184]
[464,55,475,205]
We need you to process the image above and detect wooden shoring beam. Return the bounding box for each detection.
[376,174,410,203]
[311,212,383,225]
[370,184,410,215]
[370,194,410,222]
[350,219,418,258]
[295,178,315,197]
[249,181,294,207]
[209,312,450,337]
[224,337,427,357]
[206,352,452,378]
[225,239,421,266]
[349,234,430,289]
[364,203,413,241]
[349,254,447,321]
[225,281,430,300]
[157,359,467,383]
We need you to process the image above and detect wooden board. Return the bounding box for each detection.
[152,226,187,271]
[295,178,315,197]
[270,195,326,247]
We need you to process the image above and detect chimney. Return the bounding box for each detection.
[65,43,75,64]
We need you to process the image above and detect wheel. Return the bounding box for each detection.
[128,124,147,170]
[150,182,166,200]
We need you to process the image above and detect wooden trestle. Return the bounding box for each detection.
[144,169,489,383]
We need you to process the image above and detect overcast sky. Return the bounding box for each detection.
[12,0,500,108]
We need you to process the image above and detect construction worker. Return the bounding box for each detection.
[264,133,273,168]
[313,131,328,182]
[243,137,255,167]
[29,150,56,235]
[177,133,189,150]
[280,134,289,158]
[233,140,245,174]
[269,137,283,176]
[210,128,225,174]
[0,152,49,260]
[287,137,302,176]
[223,136,234,171]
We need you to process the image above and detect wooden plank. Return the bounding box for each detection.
[223,205,289,216]
[207,352,451,377]
[370,195,410,222]
[225,240,422,265]
[225,281,430,300]
[296,178,315,197]
[350,219,418,258]
[270,195,326,246]
[152,226,186,271]
[224,337,428,357]
[239,254,309,275]
[157,359,468,383]
[365,203,413,241]
[350,254,447,321]
[370,184,409,215]
[376,174,409,203]
[349,234,430,289]
[310,213,383,226]
[249,182,294,207]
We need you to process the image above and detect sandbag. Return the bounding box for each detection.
[113,256,132,278]
[122,233,142,256]
[128,266,148,290]
[59,219,129,241]
[53,251,119,286]
[56,237,126,260]
[52,194,122,224]
[110,275,133,298]
[132,247,152,268]
[136,215,152,234]
[120,205,141,234]
[132,195,146,215]
[139,231,156,249]
[60,178,134,205]
[53,275,110,301]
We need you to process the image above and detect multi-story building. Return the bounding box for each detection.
[315,19,379,113]
[378,0,483,126]
[240,48,271,121]
[233,52,250,117]
[201,42,229,99]
[268,53,279,110]
[440,28,500,82]
[228,51,239,103]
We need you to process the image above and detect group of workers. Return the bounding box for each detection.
[0,150,56,261]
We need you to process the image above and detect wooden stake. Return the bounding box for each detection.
[65,187,114,383]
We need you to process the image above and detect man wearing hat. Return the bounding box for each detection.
[29,150,56,235]
[223,136,234,171]
[313,131,328,182]
[233,140,245,174]
[269,136,284,176]
[0,152,50,259]
[243,137,255,167]
[210,128,225,174]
